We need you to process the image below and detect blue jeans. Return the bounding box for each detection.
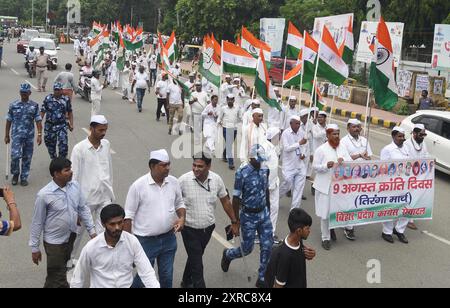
[132,232,177,288]
[136,88,146,110]
[222,128,237,167]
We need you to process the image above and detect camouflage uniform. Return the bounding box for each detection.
[224,163,273,282]
[6,99,42,181]
[41,94,72,159]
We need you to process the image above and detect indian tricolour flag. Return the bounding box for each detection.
[127,27,144,51]
[92,21,102,35]
[369,17,398,111]
[286,22,303,59]
[254,50,281,111]
[165,31,178,62]
[283,62,302,88]
[317,26,348,86]
[241,27,271,63]
[222,40,257,76]
[89,28,109,53]
[338,16,354,65]
[199,35,221,88]
[303,32,318,87]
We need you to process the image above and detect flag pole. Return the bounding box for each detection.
[298,30,306,109]
[328,92,336,124]
[5,143,9,180]
[219,40,224,105]
[365,103,373,153]
[281,56,287,98]
[307,29,323,135]
[363,88,371,135]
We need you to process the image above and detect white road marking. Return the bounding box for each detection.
[10,68,19,75]
[2,60,7,66]
[422,231,450,246]
[24,80,38,89]
[212,231,234,249]
[82,127,116,154]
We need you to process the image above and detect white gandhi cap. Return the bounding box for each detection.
[326,123,339,130]
[392,126,405,134]
[90,115,108,125]
[289,115,301,122]
[414,124,425,130]
[150,149,170,162]
[347,118,361,126]
[252,108,264,115]
[299,109,309,117]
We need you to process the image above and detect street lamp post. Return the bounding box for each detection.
[32,0,34,27]
[46,0,49,31]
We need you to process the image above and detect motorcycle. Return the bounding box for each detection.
[77,73,92,102]
[25,59,36,78]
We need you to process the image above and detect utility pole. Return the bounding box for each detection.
[46,0,49,31]
[131,6,133,26]
[32,0,34,27]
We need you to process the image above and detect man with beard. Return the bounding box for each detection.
[312,124,351,250]
[403,124,430,230]
[70,204,160,288]
[380,127,410,244]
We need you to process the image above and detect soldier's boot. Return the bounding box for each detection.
[12,175,19,186]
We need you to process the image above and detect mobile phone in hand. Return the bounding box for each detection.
[225,225,234,241]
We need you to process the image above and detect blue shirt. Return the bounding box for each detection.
[233,164,269,210]
[41,94,72,124]
[6,100,41,138]
[29,180,95,253]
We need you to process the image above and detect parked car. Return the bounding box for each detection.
[28,38,59,70]
[400,110,450,175]
[269,57,298,86]
[181,44,201,61]
[17,29,39,53]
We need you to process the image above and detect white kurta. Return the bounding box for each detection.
[311,123,327,153]
[280,107,299,131]
[240,122,268,164]
[190,90,209,145]
[268,106,282,129]
[313,142,351,219]
[404,138,430,159]
[263,141,280,234]
[340,134,373,161]
[202,103,219,152]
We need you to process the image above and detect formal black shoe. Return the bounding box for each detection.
[20,180,28,187]
[382,233,394,243]
[12,175,19,186]
[344,229,356,241]
[179,131,183,136]
[168,129,172,135]
[255,279,266,288]
[302,195,307,200]
[330,229,337,241]
[322,240,331,250]
[393,229,409,244]
[221,249,231,272]
[229,165,235,170]
[311,186,315,196]
[272,235,281,245]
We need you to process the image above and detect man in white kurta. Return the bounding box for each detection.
[339,118,373,240]
[264,127,281,243]
[313,124,351,250]
[70,115,115,264]
[240,108,267,165]
[202,95,220,153]
[184,73,196,128]
[267,87,283,129]
[219,75,235,106]
[120,61,131,100]
[380,127,410,244]
[107,59,119,89]
[242,99,261,128]
[403,123,430,230]
[280,96,299,131]
[280,116,308,210]
[189,82,209,145]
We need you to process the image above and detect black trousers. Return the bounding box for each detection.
[157,98,168,122]
[43,232,76,288]
[181,224,215,288]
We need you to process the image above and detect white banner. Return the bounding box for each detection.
[432,24,450,70]
[312,13,354,48]
[260,18,286,58]
[329,159,435,228]
[356,21,404,67]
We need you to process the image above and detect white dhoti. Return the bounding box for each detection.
[203,122,217,153]
[315,191,331,241]
[120,74,129,97]
[269,185,280,235]
[91,99,101,116]
[382,219,409,235]
[280,168,306,210]
[192,113,203,145]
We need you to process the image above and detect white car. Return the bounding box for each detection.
[28,37,59,70]
[400,110,450,175]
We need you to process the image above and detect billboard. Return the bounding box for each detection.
[260,18,286,57]
[431,24,450,70]
[312,13,354,48]
[356,21,404,67]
